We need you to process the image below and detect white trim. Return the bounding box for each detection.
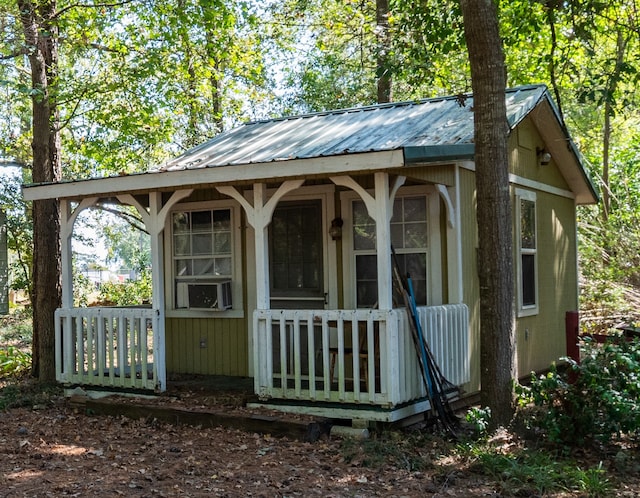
[164,199,245,319]
[509,173,575,200]
[22,150,405,201]
[458,160,575,200]
[514,188,539,317]
[448,167,464,303]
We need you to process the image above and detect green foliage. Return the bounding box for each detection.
[516,339,640,445]
[464,441,612,497]
[97,269,151,306]
[0,346,31,376]
[465,406,491,436]
[0,306,32,345]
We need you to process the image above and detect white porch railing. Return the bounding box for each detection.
[54,307,161,391]
[253,304,469,407]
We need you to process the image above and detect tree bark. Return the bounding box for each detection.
[459,0,516,428]
[18,0,62,382]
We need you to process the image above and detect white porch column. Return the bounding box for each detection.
[330,173,405,310]
[118,189,193,392]
[217,180,304,310]
[60,198,99,309]
[217,180,303,391]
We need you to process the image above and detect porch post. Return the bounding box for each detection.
[118,189,193,392]
[60,200,74,309]
[374,173,393,310]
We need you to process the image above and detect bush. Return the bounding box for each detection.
[0,346,31,376]
[97,270,151,306]
[516,339,640,445]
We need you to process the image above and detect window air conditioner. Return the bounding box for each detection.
[176,280,232,311]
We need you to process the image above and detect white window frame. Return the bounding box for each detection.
[340,185,442,309]
[164,200,244,318]
[515,188,539,317]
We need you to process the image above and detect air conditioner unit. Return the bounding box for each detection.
[176,280,232,311]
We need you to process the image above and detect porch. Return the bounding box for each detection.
[55,303,469,421]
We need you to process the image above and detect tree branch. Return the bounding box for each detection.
[54,0,137,20]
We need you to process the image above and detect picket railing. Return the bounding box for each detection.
[253,304,469,407]
[54,307,161,390]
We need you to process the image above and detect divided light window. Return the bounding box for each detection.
[353,196,428,308]
[516,189,538,316]
[172,208,232,308]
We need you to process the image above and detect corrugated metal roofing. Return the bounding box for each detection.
[157,85,549,172]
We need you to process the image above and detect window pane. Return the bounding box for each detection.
[522,254,536,306]
[193,259,215,275]
[174,234,191,256]
[353,201,375,250]
[192,233,212,255]
[191,211,212,232]
[403,197,426,222]
[405,222,428,248]
[356,254,377,280]
[214,257,231,276]
[173,212,190,233]
[521,199,536,249]
[214,232,231,253]
[213,209,230,230]
[397,253,427,306]
[175,259,191,277]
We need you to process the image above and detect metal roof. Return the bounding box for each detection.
[22,84,598,204]
[158,85,549,172]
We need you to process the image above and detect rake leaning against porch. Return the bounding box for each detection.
[22,85,597,425]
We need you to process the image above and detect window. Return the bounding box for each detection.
[516,189,538,316]
[353,196,428,307]
[172,208,233,310]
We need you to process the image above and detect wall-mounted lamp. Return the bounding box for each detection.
[536,147,552,166]
[329,217,343,240]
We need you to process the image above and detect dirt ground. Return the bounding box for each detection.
[1,387,639,497]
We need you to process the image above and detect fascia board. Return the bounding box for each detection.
[22,150,405,201]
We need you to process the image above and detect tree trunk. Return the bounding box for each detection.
[459,0,516,428]
[18,0,62,382]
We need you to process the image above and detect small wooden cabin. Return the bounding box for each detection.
[22,85,597,423]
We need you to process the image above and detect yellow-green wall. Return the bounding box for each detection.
[460,116,579,394]
[166,317,249,376]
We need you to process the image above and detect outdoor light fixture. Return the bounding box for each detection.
[536,147,552,166]
[329,217,343,240]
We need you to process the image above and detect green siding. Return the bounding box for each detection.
[165,317,249,376]
[459,168,481,393]
[509,119,571,191]
[515,194,577,375]
[402,164,456,186]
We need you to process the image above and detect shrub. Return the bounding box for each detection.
[516,338,640,445]
[97,269,151,306]
[0,346,32,376]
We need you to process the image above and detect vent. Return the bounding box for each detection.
[176,280,232,311]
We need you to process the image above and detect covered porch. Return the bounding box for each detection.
[44,168,470,422]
